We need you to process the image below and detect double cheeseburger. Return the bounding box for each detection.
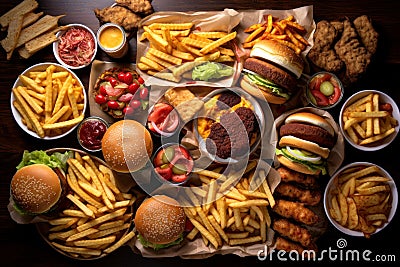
[134,195,186,250]
[240,40,305,104]
[102,119,153,173]
[11,151,69,216]
[275,112,336,175]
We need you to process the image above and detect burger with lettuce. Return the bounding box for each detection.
[11,150,71,216]
[134,195,186,250]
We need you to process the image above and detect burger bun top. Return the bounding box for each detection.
[102,120,153,173]
[134,195,186,245]
[11,164,61,214]
[250,40,305,78]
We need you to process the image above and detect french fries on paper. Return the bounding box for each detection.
[138,22,236,82]
[243,14,309,54]
[328,164,393,238]
[46,151,136,259]
[182,161,274,248]
[11,64,85,138]
[342,93,398,146]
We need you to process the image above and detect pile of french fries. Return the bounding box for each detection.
[243,14,309,54]
[342,93,398,146]
[180,161,275,248]
[12,64,85,138]
[328,164,393,238]
[138,22,236,82]
[46,151,136,259]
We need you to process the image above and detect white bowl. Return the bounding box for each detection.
[53,23,97,69]
[324,162,398,237]
[339,90,400,151]
[10,62,87,140]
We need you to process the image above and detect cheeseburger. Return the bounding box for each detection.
[240,40,305,104]
[102,119,153,173]
[275,112,336,175]
[11,150,70,216]
[134,195,186,250]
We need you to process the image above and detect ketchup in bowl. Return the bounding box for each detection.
[77,117,109,152]
[147,103,180,137]
[153,144,193,184]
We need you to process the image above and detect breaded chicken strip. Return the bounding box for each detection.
[277,166,318,188]
[116,0,153,14]
[273,199,319,225]
[274,237,317,258]
[353,15,378,54]
[275,183,321,206]
[273,218,313,247]
[94,5,142,31]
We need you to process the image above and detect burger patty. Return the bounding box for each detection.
[244,58,297,90]
[206,107,256,159]
[279,123,335,149]
[217,91,241,109]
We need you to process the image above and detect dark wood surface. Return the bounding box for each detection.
[1,1,399,266]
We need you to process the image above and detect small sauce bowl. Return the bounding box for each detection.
[77,116,109,152]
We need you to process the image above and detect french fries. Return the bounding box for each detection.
[328,164,393,238]
[11,64,85,138]
[138,22,236,82]
[45,151,136,259]
[242,14,310,54]
[342,93,398,146]
[182,161,274,248]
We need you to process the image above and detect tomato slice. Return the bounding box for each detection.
[311,89,329,106]
[153,150,164,166]
[328,85,341,105]
[179,146,191,159]
[172,174,188,183]
[155,166,173,181]
[147,103,174,126]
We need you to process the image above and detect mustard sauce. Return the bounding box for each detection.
[99,26,123,49]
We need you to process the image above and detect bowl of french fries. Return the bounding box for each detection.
[339,90,399,151]
[10,62,86,139]
[36,148,136,259]
[324,162,398,238]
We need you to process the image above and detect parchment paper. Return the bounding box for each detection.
[136,9,243,87]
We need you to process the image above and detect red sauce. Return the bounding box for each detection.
[79,119,107,151]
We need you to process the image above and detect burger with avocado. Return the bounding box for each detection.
[11,150,71,216]
[240,40,305,104]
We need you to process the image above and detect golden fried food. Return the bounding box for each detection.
[275,183,321,206]
[115,0,153,14]
[272,199,319,225]
[272,219,313,247]
[94,5,142,31]
[277,166,318,188]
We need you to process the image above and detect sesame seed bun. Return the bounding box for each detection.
[11,164,62,214]
[134,195,186,245]
[102,120,153,173]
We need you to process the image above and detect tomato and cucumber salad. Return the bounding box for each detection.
[308,72,343,108]
[153,144,193,184]
[94,68,149,118]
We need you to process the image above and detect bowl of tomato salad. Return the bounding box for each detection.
[306,71,344,109]
[147,102,181,138]
[152,143,194,185]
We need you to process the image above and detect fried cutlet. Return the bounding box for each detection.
[353,15,378,54]
[94,5,142,31]
[115,0,153,14]
[334,19,371,83]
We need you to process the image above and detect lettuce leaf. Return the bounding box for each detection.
[16,150,73,171]
[137,234,183,251]
[276,148,327,175]
[192,62,233,81]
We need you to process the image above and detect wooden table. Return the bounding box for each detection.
[0,0,399,266]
